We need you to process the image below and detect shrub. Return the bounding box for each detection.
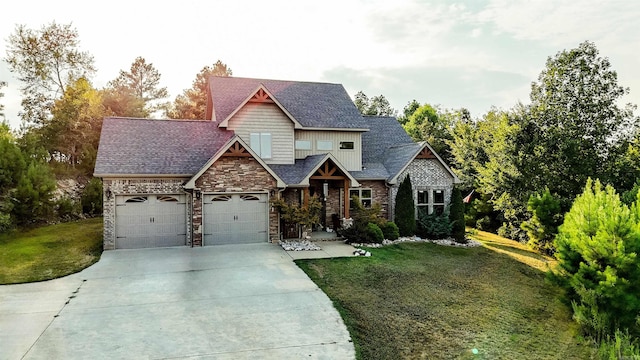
[380,221,399,240]
[365,222,384,243]
[552,179,640,338]
[394,175,416,236]
[449,187,466,243]
[521,188,563,254]
[12,161,56,225]
[417,212,452,239]
[81,178,103,215]
[597,329,640,360]
[56,196,79,220]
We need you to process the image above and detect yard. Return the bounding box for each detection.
[297,231,595,359]
[0,218,103,284]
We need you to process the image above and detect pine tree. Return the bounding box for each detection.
[395,175,416,236]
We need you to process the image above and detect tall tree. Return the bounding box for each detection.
[353,91,397,116]
[4,22,95,126]
[395,174,416,236]
[0,81,6,119]
[101,87,148,118]
[402,103,458,163]
[398,100,420,125]
[166,60,232,119]
[107,56,168,115]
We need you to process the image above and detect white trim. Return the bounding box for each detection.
[218,85,303,129]
[295,153,361,187]
[388,142,461,185]
[184,135,286,189]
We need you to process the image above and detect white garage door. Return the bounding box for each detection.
[203,193,268,245]
[115,194,187,249]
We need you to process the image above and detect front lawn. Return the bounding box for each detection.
[0,218,103,284]
[297,231,594,359]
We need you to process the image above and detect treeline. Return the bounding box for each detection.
[0,22,232,230]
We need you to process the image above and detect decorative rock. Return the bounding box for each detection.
[351,236,482,249]
[279,240,321,251]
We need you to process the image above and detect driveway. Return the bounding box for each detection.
[0,244,355,359]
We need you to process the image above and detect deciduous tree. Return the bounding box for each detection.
[353,91,397,116]
[166,60,232,119]
[4,22,95,125]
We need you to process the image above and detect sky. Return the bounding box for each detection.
[1,0,639,130]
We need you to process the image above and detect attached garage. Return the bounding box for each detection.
[203,193,269,245]
[115,194,187,249]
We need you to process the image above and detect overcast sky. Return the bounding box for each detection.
[1,0,638,130]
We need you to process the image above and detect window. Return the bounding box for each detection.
[339,141,354,150]
[250,133,272,158]
[295,140,311,150]
[317,140,333,151]
[416,190,429,217]
[349,188,372,208]
[415,189,446,216]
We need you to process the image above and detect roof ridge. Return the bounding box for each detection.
[104,117,212,123]
[209,76,341,86]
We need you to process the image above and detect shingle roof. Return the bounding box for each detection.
[209,77,367,129]
[269,154,327,185]
[351,162,389,180]
[383,143,423,181]
[94,117,233,176]
[361,116,414,163]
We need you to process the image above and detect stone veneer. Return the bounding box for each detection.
[357,180,390,219]
[389,158,455,220]
[193,156,279,245]
[102,178,189,250]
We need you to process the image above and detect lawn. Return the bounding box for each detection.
[0,218,103,284]
[297,230,595,360]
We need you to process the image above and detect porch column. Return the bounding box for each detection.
[303,187,310,208]
[343,179,350,219]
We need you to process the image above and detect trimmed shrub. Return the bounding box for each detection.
[394,174,416,236]
[380,221,399,240]
[417,212,452,239]
[449,187,466,243]
[365,222,384,244]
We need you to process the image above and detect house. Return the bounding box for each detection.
[94,77,460,249]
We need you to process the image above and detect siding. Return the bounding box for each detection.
[226,103,295,164]
[295,130,362,171]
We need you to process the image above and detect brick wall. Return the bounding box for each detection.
[193,156,279,245]
[389,158,455,221]
[357,180,390,219]
[102,178,189,250]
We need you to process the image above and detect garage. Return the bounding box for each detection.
[203,193,268,245]
[115,194,187,249]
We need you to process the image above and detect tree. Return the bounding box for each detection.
[4,22,95,125]
[398,100,420,125]
[107,56,168,115]
[402,103,458,163]
[11,161,57,225]
[449,187,466,243]
[395,174,416,236]
[520,188,563,254]
[47,77,104,172]
[353,91,397,116]
[101,87,148,118]
[0,81,6,119]
[166,60,232,119]
[552,179,640,338]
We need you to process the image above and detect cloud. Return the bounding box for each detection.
[322,64,531,117]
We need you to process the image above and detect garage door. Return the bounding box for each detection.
[203,193,268,245]
[115,194,187,249]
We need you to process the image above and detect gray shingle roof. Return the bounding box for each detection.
[351,162,389,180]
[269,154,327,185]
[94,117,233,176]
[209,77,367,129]
[361,116,414,163]
[383,143,423,181]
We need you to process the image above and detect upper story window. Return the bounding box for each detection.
[339,141,354,150]
[317,140,333,151]
[295,140,311,150]
[250,133,272,159]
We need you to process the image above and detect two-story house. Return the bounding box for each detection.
[94,77,459,249]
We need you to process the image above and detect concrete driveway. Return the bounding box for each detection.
[0,244,355,359]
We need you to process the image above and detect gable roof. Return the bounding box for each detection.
[208,77,368,130]
[269,153,360,187]
[94,117,233,176]
[184,135,286,189]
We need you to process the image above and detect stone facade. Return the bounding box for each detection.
[193,156,279,245]
[102,178,189,250]
[389,158,455,221]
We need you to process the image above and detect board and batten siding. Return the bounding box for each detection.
[226,103,295,164]
[295,130,362,171]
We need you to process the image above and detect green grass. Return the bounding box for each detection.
[0,218,103,284]
[297,230,595,359]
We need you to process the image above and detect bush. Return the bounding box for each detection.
[365,223,384,244]
[380,221,399,240]
[597,329,640,360]
[81,178,103,215]
[417,212,452,239]
[449,187,466,243]
[552,179,640,338]
[56,196,79,220]
[394,175,416,236]
[521,188,563,254]
[12,161,56,225]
